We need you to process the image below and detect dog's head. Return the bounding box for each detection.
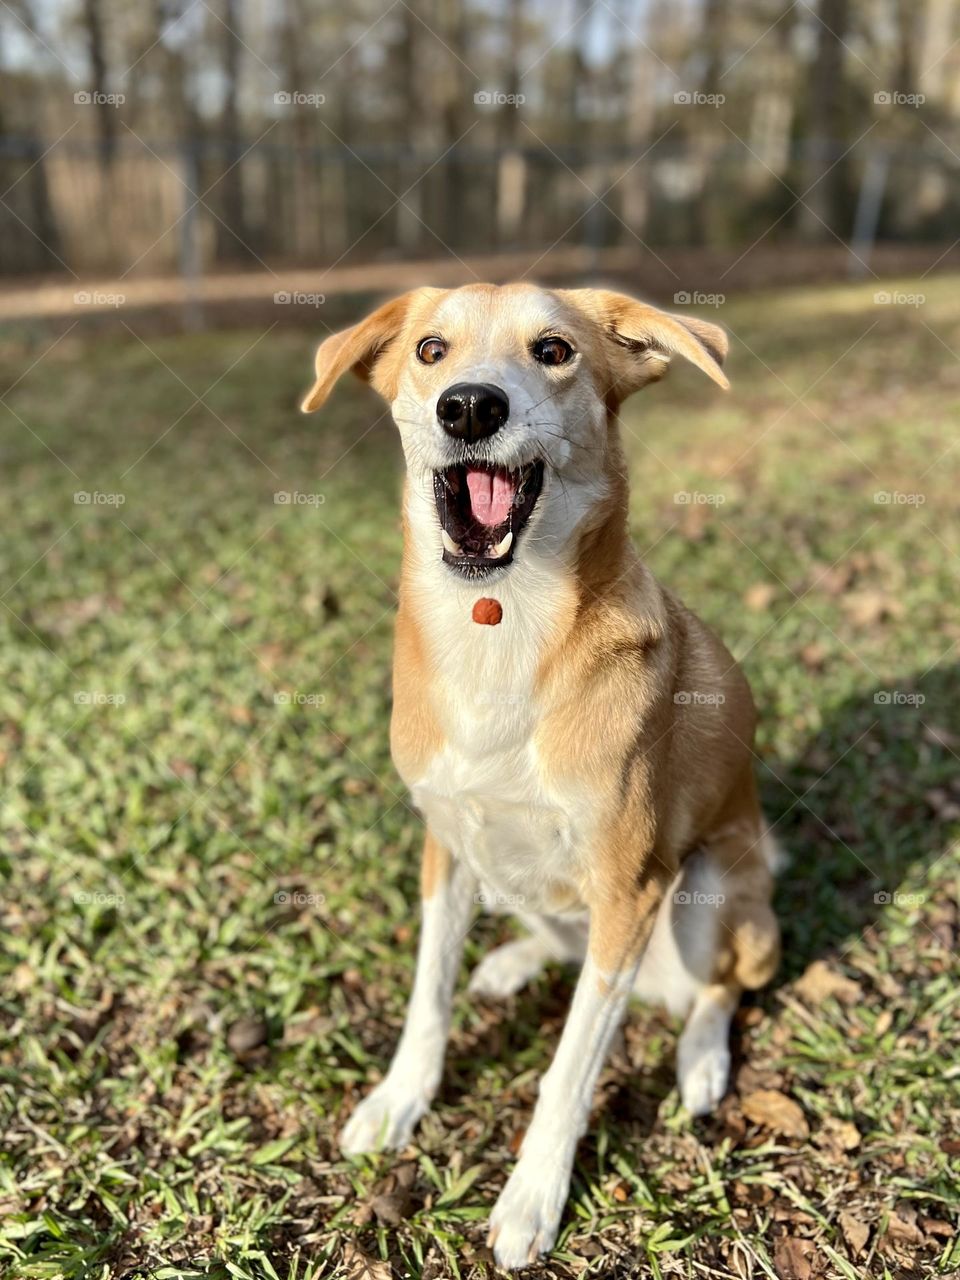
[302,284,727,579]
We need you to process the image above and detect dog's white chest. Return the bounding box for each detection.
[412,728,585,912]
[402,551,594,911]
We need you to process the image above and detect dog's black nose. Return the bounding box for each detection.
[436,383,509,442]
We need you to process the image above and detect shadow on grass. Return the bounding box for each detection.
[761,662,959,980]
[438,663,959,1146]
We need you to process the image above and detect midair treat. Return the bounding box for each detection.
[472,597,503,626]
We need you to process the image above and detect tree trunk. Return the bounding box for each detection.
[216,0,254,262]
[83,0,116,168]
[798,0,852,241]
[496,0,527,245]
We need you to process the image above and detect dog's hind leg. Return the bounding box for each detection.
[468,911,587,999]
[677,981,740,1115]
[675,792,780,1116]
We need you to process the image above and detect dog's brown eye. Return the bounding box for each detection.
[417,337,447,364]
[533,337,573,366]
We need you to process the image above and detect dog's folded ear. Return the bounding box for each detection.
[560,288,729,401]
[301,291,427,413]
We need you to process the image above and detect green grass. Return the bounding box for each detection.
[1,275,959,1279]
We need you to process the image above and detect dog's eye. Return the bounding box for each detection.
[533,337,573,366]
[417,337,447,364]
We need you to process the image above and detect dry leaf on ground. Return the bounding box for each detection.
[742,1089,810,1139]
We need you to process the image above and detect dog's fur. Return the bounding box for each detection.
[302,283,780,1268]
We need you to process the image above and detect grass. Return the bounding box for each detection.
[1,274,959,1280]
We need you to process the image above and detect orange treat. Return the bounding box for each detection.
[472,597,503,626]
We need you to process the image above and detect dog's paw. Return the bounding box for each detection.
[339,1081,429,1155]
[468,938,545,999]
[487,1156,570,1269]
[678,1041,730,1117]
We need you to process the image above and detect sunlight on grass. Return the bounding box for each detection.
[1,276,958,1278]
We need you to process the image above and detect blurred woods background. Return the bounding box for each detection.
[1,0,959,286]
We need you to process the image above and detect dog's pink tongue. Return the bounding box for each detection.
[466,467,514,526]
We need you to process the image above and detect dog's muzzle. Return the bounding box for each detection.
[436,382,510,443]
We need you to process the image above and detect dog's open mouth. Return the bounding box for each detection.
[433,460,544,575]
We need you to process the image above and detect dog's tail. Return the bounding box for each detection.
[759,823,787,875]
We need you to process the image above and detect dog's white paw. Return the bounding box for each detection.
[339,1080,429,1155]
[487,1155,570,1269]
[468,938,545,999]
[678,1041,730,1117]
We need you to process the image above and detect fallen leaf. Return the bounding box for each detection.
[226,1015,268,1057]
[920,1216,955,1238]
[812,562,855,597]
[830,1119,862,1151]
[773,1235,817,1279]
[744,582,777,611]
[885,1211,924,1246]
[922,723,959,750]
[816,1117,861,1155]
[11,963,34,993]
[842,590,904,627]
[742,1089,810,1139]
[794,960,861,1006]
[874,1009,893,1035]
[925,788,960,820]
[839,1211,870,1256]
[342,1242,393,1280]
[370,1190,414,1225]
[800,641,828,671]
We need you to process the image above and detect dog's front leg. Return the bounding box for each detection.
[488,880,661,1268]
[340,831,475,1154]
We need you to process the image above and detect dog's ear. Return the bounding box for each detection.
[560,288,729,401]
[301,291,423,413]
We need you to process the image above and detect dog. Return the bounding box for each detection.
[301,284,780,1269]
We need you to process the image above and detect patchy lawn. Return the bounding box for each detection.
[0,275,958,1280]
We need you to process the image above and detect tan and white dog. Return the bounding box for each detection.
[302,284,780,1269]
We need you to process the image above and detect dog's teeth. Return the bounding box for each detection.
[441,529,462,556]
[490,530,513,559]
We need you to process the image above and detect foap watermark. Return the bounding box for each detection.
[674,490,726,506]
[74,490,125,506]
[674,90,725,107]
[874,290,925,308]
[874,90,925,107]
[274,691,326,708]
[476,690,526,707]
[74,890,125,906]
[874,490,925,506]
[274,290,325,307]
[674,290,725,308]
[74,690,126,706]
[74,290,125,308]
[874,889,926,907]
[274,90,326,108]
[274,490,325,506]
[874,690,925,706]
[674,889,726,906]
[474,90,525,108]
[274,889,326,907]
[674,690,726,707]
[74,90,125,107]
[475,889,526,908]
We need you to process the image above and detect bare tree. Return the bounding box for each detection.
[799,0,852,241]
[496,0,527,245]
[82,0,116,167]
[215,0,255,261]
